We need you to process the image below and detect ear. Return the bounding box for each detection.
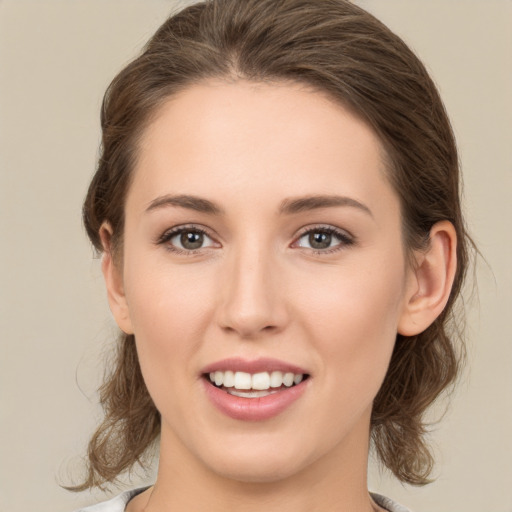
[99,222,134,335]
[398,220,457,336]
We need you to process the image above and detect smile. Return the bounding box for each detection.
[201,359,310,421]
[207,370,306,397]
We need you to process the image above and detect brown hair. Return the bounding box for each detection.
[75,0,472,490]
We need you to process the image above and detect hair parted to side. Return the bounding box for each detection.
[75,0,473,491]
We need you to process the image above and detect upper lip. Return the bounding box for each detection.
[201,357,309,375]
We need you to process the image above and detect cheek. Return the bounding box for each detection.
[285,258,407,455]
[124,240,215,333]
[296,253,406,386]
[122,256,217,399]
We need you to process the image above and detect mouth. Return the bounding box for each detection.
[204,370,310,398]
[200,358,310,420]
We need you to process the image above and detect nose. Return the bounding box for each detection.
[216,241,288,339]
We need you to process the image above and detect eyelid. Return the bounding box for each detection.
[292,224,355,253]
[155,224,219,254]
[156,223,355,256]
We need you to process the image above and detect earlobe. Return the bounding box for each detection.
[99,222,134,335]
[398,221,457,336]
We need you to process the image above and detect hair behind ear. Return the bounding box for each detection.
[65,333,160,491]
[371,222,461,485]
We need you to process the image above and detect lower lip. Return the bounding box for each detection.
[202,378,308,421]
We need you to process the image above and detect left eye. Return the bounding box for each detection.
[295,227,353,252]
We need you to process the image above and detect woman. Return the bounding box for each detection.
[71,0,472,510]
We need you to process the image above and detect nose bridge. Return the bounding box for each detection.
[218,233,286,338]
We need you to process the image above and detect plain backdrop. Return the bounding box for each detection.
[0,1,511,511]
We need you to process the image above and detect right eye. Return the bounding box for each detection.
[157,225,218,255]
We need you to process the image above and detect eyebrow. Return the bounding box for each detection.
[279,195,373,217]
[146,194,223,215]
[145,193,373,218]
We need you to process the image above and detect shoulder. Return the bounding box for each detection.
[371,492,414,512]
[74,488,409,512]
[72,487,150,512]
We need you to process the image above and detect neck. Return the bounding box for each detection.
[139,416,379,512]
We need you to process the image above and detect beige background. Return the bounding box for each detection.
[1,1,511,511]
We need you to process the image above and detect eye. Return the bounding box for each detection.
[157,225,218,255]
[294,226,354,254]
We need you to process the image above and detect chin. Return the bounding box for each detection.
[197,437,315,484]
[210,459,303,484]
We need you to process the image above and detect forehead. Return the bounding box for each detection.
[129,80,398,221]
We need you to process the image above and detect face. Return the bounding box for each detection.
[106,80,418,483]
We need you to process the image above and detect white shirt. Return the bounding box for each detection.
[74,487,413,512]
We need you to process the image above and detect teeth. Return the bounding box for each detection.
[227,389,279,398]
[270,371,283,388]
[283,372,294,387]
[252,372,270,390]
[234,371,252,390]
[207,370,306,391]
[223,370,235,387]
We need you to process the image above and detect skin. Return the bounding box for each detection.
[100,80,457,512]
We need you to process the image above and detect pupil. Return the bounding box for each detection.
[310,232,331,249]
[181,231,203,250]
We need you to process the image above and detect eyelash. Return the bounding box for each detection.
[293,226,355,254]
[156,225,214,256]
[156,224,355,257]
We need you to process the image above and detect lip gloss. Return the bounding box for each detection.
[202,377,308,421]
